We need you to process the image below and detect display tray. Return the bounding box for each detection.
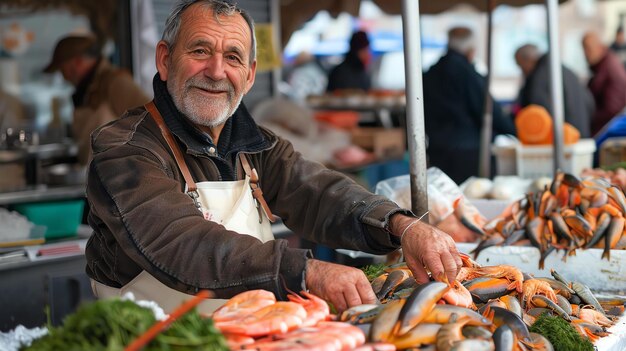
[456,243,626,294]
[595,313,626,351]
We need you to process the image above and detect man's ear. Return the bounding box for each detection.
[243,60,257,94]
[155,40,171,81]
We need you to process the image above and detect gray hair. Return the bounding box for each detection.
[515,44,540,61]
[161,0,256,65]
[447,27,475,54]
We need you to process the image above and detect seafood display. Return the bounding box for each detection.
[581,167,626,193]
[473,172,626,268]
[354,258,623,350]
[212,289,393,350]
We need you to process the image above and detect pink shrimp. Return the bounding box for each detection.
[287,290,330,327]
[441,280,475,309]
[215,301,306,337]
[212,289,276,322]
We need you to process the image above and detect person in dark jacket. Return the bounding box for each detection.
[326,30,372,92]
[423,27,516,185]
[514,43,593,138]
[582,31,626,135]
[85,0,461,314]
[610,26,626,69]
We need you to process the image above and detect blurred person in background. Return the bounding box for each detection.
[582,31,626,136]
[610,26,626,69]
[423,26,515,185]
[514,43,593,138]
[43,34,150,165]
[326,30,372,92]
[284,51,327,102]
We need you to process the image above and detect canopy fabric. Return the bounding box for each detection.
[280,0,568,47]
[1,0,117,43]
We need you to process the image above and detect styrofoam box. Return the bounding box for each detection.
[457,242,626,351]
[456,243,626,294]
[470,198,514,220]
[492,139,596,178]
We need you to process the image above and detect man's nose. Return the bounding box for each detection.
[203,55,227,81]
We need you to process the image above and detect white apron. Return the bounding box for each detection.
[91,101,275,314]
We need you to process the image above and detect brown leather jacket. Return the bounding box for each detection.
[85,97,405,300]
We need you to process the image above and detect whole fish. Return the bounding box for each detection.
[393,281,449,336]
[571,281,606,317]
[370,299,405,342]
[492,324,515,351]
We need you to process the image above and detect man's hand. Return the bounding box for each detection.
[390,214,462,285]
[304,259,377,312]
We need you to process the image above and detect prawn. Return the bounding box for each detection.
[287,290,330,327]
[215,301,306,337]
[212,289,276,322]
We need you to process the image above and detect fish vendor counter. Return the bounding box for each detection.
[2,242,625,351]
[456,242,626,351]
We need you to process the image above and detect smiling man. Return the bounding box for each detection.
[85,0,461,314]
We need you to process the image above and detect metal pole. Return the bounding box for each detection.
[547,0,565,174]
[270,0,282,95]
[479,0,495,178]
[401,0,429,222]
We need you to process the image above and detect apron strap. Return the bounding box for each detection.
[239,153,276,223]
[145,101,202,207]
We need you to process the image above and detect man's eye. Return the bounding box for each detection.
[226,54,242,62]
[193,49,208,55]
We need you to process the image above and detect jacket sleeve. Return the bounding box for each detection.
[257,133,405,255]
[87,119,311,300]
[592,77,626,132]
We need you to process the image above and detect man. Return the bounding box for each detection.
[514,43,593,138]
[610,26,626,69]
[326,30,372,92]
[423,27,516,185]
[85,0,460,314]
[43,34,149,164]
[582,31,626,136]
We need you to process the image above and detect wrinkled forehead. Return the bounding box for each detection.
[179,4,251,45]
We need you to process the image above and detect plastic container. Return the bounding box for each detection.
[491,144,517,176]
[13,199,84,239]
[493,139,596,178]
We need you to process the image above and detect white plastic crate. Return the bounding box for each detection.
[493,139,596,178]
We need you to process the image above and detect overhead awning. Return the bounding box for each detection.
[280,0,568,46]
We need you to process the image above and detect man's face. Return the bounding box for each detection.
[59,59,80,86]
[157,4,256,128]
[582,34,605,66]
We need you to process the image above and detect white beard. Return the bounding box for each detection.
[168,75,243,128]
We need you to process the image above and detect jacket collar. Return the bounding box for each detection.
[72,57,103,107]
[151,74,271,158]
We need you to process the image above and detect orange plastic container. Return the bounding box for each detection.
[314,110,360,130]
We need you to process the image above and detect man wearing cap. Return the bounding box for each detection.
[44,34,149,165]
[326,30,372,92]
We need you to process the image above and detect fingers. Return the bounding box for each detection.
[441,251,459,285]
[407,257,430,284]
[355,277,377,305]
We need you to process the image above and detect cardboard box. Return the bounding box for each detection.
[351,127,406,158]
[600,137,626,168]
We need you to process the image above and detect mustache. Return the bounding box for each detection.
[186,76,233,94]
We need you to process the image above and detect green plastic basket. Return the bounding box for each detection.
[13,199,84,239]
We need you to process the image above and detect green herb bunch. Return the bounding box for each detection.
[361,263,386,282]
[22,298,228,351]
[529,313,594,351]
